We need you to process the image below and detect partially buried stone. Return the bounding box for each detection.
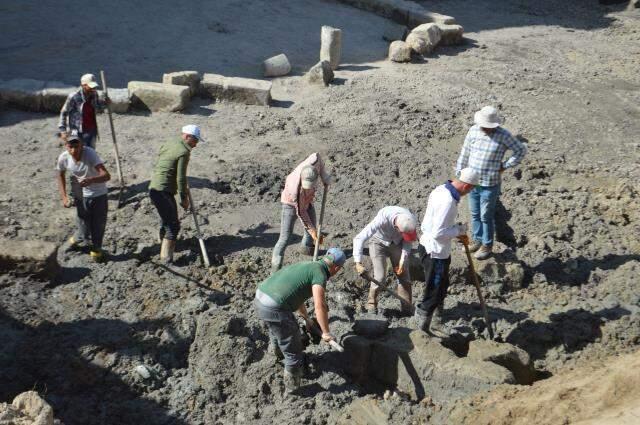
[0,238,59,279]
[388,41,412,62]
[307,61,334,86]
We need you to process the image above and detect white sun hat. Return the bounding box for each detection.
[181,124,206,142]
[474,106,503,128]
[459,167,480,186]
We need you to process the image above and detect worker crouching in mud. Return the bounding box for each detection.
[271,153,331,273]
[255,247,346,393]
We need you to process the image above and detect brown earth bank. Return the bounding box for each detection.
[1,0,639,424]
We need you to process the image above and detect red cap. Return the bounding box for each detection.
[402,230,417,242]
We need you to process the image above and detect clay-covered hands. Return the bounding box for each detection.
[321,332,335,343]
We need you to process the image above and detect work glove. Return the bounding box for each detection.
[355,262,366,276]
[457,234,470,246]
[309,229,324,245]
[321,332,336,343]
[394,266,405,276]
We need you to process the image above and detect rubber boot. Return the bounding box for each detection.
[397,282,413,316]
[271,256,283,274]
[160,239,176,264]
[366,286,379,314]
[413,306,433,333]
[283,368,302,394]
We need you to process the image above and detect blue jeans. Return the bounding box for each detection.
[271,203,316,267]
[80,129,97,149]
[469,184,501,246]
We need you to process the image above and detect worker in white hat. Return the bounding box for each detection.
[148,124,205,263]
[353,206,418,314]
[414,168,479,333]
[455,106,527,260]
[58,73,110,149]
[271,153,332,273]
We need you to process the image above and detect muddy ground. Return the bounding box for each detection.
[1,0,639,424]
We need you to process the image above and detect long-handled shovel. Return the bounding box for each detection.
[359,271,414,314]
[312,185,329,261]
[187,189,210,267]
[462,242,494,339]
[303,317,344,352]
[99,71,125,207]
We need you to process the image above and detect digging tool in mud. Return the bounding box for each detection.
[99,71,126,207]
[303,317,344,352]
[313,185,329,261]
[462,239,494,339]
[359,270,414,314]
[187,189,211,267]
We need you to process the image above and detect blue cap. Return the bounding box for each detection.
[325,247,346,267]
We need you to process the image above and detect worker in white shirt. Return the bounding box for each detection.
[414,168,480,333]
[353,206,418,314]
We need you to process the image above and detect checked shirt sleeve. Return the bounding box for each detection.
[456,129,473,175]
[502,133,528,169]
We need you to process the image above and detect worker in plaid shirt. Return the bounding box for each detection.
[455,106,527,260]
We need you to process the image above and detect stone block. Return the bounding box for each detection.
[410,23,442,53]
[201,74,272,106]
[0,79,45,111]
[306,61,334,86]
[353,312,389,337]
[41,81,76,113]
[105,88,130,114]
[128,81,190,112]
[12,391,54,425]
[467,339,536,385]
[436,23,464,45]
[262,54,291,77]
[388,40,412,62]
[342,335,374,383]
[320,26,342,70]
[0,239,59,280]
[336,0,456,27]
[162,71,201,96]
[382,22,407,42]
[370,328,515,402]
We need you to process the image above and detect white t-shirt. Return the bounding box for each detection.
[419,184,462,259]
[56,147,108,198]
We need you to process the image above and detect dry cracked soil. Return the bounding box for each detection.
[0,0,639,424]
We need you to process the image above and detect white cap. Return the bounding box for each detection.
[459,167,480,185]
[181,124,205,142]
[80,73,99,89]
[300,165,318,189]
[474,106,502,128]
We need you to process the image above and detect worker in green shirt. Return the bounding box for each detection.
[149,124,205,263]
[254,247,346,393]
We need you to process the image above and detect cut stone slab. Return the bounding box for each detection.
[162,71,201,96]
[306,61,334,86]
[128,81,190,112]
[336,0,456,27]
[467,339,536,385]
[353,313,390,337]
[12,391,54,425]
[263,53,292,77]
[0,239,59,280]
[370,328,515,402]
[0,79,45,111]
[408,23,442,54]
[201,74,272,106]
[41,81,76,113]
[436,23,464,45]
[383,22,407,42]
[320,26,342,70]
[388,40,412,62]
[104,88,130,114]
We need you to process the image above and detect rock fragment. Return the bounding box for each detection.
[306,61,334,86]
[407,23,442,54]
[262,54,292,77]
[436,23,465,45]
[0,238,59,279]
[388,41,412,62]
[320,26,342,70]
[128,81,190,112]
[201,74,272,106]
[162,71,201,96]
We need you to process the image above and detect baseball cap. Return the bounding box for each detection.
[325,247,346,267]
[66,129,81,143]
[80,74,99,89]
[182,124,206,142]
[300,165,318,190]
[395,213,417,242]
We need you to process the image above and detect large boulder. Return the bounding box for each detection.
[436,23,464,45]
[0,239,59,280]
[370,328,515,402]
[201,74,272,106]
[127,81,190,112]
[388,41,412,62]
[0,79,45,111]
[467,339,536,385]
[407,23,442,54]
[306,61,334,86]
[162,71,201,96]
